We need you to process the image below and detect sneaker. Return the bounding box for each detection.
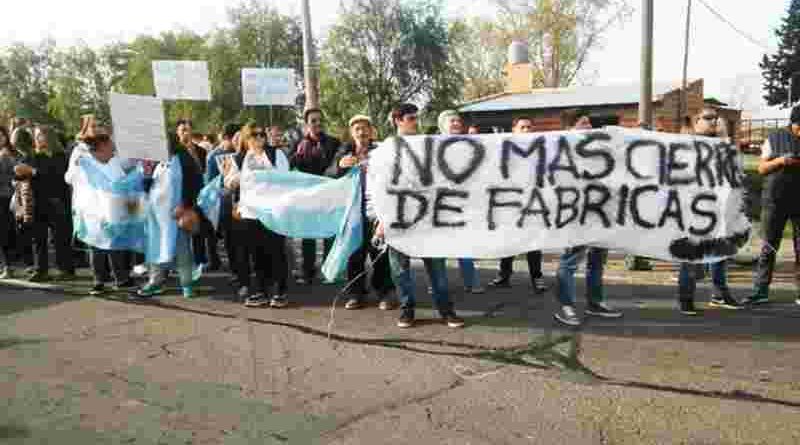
[244,293,269,307]
[270,294,289,308]
[554,305,581,326]
[89,284,106,296]
[237,286,250,300]
[136,284,163,298]
[192,264,205,283]
[585,302,623,318]
[533,277,548,293]
[53,271,76,282]
[132,264,148,277]
[378,298,397,311]
[465,286,486,294]
[680,300,699,316]
[27,272,50,283]
[795,297,800,306]
[744,294,769,306]
[488,277,511,288]
[708,293,743,310]
[182,287,194,299]
[345,297,364,310]
[0,267,10,279]
[114,279,136,291]
[441,311,465,328]
[397,309,415,328]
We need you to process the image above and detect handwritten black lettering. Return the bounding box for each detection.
[433,188,468,228]
[487,188,523,231]
[575,132,615,180]
[388,189,429,229]
[437,137,485,185]
[580,184,612,228]
[391,137,433,186]
[517,188,551,228]
[555,187,580,229]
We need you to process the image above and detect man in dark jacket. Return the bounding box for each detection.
[326,115,393,310]
[289,108,341,284]
[747,106,800,306]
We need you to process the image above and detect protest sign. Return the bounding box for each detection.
[109,93,168,162]
[152,60,211,101]
[367,127,751,263]
[241,68,297,106]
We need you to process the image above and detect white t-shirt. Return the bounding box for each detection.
[761,139,773,160]
[239,149,289,220]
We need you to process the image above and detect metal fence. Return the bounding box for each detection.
[737,118,790,154]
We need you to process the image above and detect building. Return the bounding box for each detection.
[459,44,740,135]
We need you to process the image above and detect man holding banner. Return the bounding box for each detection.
[375,103,465,329]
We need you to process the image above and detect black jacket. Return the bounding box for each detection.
[22,151,69,205]
[174,148,203,209]
[289,132,340,175]
[326,142,377,178]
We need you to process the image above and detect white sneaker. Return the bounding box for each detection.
[237,286,250,299]
[132,264,148,277]
[554,305,581,326]
[466,286,486,294]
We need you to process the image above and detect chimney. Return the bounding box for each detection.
[506,41,531,94]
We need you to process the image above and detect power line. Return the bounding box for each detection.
[695,0,772,51]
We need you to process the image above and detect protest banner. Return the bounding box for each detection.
[109,93,169,161]
[152,60,211,101]
[241,68,297,106]
[367,127,751,263]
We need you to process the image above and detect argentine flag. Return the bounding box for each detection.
[239,168,364,281]
[71,156,147,252]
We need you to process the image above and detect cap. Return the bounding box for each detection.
[348,115,372,127]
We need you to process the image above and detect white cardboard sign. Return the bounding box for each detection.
[109,93,168,162]
[152,60,211,101]
[241,68,297,106]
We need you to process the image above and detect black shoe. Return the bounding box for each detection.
[532,277,548,293]
[585,302,623,318]
[708,293,743,310]
[441,311,465,328]
[114,279,136,291]
[345,297,365,310]
[89,284,106,296]
[53,271,76,282]
[397,309,415,328]
[27,272,50,283]
[680,300,699,316]
[488,276,511,288]
[244,293,270,308]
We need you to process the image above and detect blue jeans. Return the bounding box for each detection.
[557,246,607,306]
[147,230,194,289]
[388,247,452,313]
[678,261,728,302]
[458,258,480,288]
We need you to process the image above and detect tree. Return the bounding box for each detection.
[448,18,508,101]
[321,0,458,136]
[493,0,631,88]
[0,41,56,125]
[761,0,800,107]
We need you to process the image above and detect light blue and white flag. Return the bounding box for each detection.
[197,175,223,231]
[144,156,183,264]
[240,168,363,281]
[71,157,147,252]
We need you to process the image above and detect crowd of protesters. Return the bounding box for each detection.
[1,103,800,329]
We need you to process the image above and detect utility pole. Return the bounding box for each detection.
[679,0,692,126]
[300,0,319,111]
[639,0,654,129]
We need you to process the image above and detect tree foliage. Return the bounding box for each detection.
[321,0,460,136]
[761,0,800,107]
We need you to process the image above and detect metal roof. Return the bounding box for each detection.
[459,81,680,113]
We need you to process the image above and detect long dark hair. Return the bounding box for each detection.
[0,126,10,150]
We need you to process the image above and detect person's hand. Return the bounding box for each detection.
[339,155,358,169]
[784,157,800,168]
[374,221,385,240]
[141,160,157,176]
[14,164,33,178]
[221,157,234,177]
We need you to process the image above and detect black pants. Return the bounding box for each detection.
[302,238,334,280]
[0,196,12,267]
[754,203,800,292]
[192,218,219,267]
[219,195,236,272]
[233,217,253,288]
[347,220,393,298]
[498,251,543,282]
[91,248,130,286]
[248,219,288,295]
[31,199,74,275]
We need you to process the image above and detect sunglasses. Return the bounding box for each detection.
[254,132,266,138]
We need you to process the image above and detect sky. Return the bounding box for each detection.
[1,0,789,115]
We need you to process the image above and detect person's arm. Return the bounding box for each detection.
[757,139,790,175]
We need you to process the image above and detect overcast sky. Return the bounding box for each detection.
[1,0,788,114]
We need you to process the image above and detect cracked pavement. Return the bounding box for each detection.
[2,253,800,443]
